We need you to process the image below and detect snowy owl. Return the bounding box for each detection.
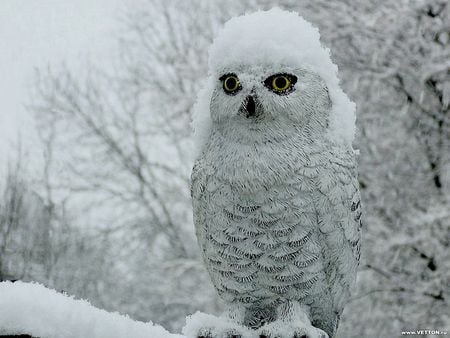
[190,9,362,338]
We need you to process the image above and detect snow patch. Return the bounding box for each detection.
[0,281,183,338]
[192,8,356,154]
[183,312,254,338]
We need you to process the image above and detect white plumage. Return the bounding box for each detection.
[191,9,361,338]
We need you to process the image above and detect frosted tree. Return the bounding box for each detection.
[0,152,52,283]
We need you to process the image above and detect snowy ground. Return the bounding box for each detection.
[0,281,328,338]
[0,281,184,338]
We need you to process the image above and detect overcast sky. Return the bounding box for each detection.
[0,0,138,170]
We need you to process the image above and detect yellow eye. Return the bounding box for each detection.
[272,75,291,92]
[221,74,241,94]
[264,73,297,95]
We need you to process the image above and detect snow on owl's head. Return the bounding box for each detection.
[192,8,356,151]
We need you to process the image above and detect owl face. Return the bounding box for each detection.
[210,65,331,144]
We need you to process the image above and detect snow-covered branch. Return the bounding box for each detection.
[0,281,184,338]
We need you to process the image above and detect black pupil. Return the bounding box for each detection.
[226,77,236,90]
[275,77,287,89]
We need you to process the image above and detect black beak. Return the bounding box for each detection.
[244,95,256,118]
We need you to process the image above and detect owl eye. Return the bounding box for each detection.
[220,74,241,95]
[264,74,297,95]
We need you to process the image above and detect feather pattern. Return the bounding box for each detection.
[191,130,361,336]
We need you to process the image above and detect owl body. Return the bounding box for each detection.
[191,9,361,338]
[192,128,361,335]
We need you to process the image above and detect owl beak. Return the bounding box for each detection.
[242,95,259,118]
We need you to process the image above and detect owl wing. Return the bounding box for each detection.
[309,147,362,325]
[190,156,210,254]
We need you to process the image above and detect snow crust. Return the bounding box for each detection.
[183,312,254,338]
[183,311,327,338]
[192,8,356,154]
[0,281,183,338]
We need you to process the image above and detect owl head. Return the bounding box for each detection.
[193,9,355,151]
[208,65,332,144]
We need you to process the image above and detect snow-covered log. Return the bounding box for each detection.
[0,281,184,338]
[1,281,315,338]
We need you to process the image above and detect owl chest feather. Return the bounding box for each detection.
[200,133,329,306]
